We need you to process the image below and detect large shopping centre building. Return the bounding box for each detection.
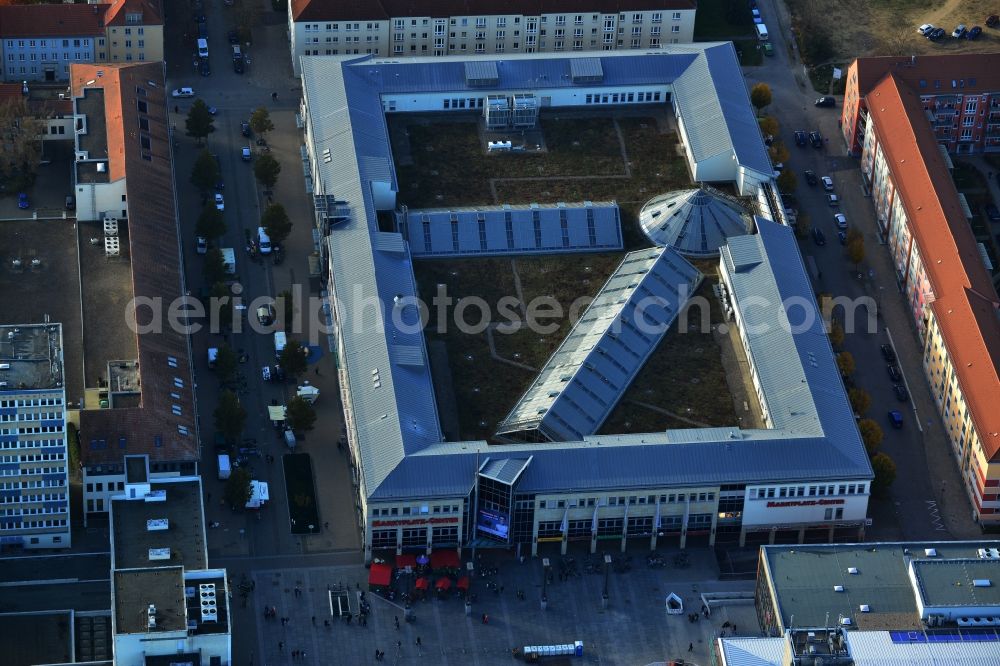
[298,45,874,560]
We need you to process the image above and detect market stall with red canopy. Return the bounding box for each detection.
[414,577,429,590]
[435,577,452,591]
[368,563,392,589]
[396,554,417,569]
[456,576,470,591]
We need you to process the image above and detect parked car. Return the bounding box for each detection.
[986,204,1000,221]
[752,8,762,23]
[763,42,774,56]
[64,195,75,210]
[207,105,218,115]
[773,162,784,173]
[821,176,834,191]
[214,192,225,211]
[171,87,195,98]
[837,231,848,245]
[880,343,896,363]
[794,130,807,146]
[241,120,252,137]
[227,29,240,44]
[17,192,29,209]
[952,24,967,38]
[256,304,276,326]
[888,410,904,429]
[815,96,836,107]
[917,23,935,36]
[968,26,983,40]
[929,27,946,40]
[893,384,909,402]
[196,236,208,254]
[827,194,840,206]
[833,213,848,230]
[812,228,826,246]
[987,15,999,28]
[887,363,902,382]
[199,59,211,77]
[804,170,818,186]
[234,58,245,74]
[809,131,823,148]
[241,146,252,161]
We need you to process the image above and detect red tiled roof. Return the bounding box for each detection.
[853,54,1000,99]
[72,63,197,465]
[291,0,695,23]
[103,0,163,27]
[0,3,107,38]
[865,74,1000,461]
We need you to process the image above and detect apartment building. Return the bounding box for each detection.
[845,55,1000,529]
[0,324,71,550]
[288,0,696,76]
[0,0,163,82]
[842,55,1000,156]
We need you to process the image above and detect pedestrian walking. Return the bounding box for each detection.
[688,643,694,652]
[312,615,316,625]
[415,636,422,647]
[324,619,330,628]
[292,650,298,659]
[278,641,284,651]
[315,367,321,376]
[394,616,399,629]
[375,649,380,661]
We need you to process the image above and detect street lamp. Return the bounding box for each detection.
[602,553,612,609]
[541,558,550,610]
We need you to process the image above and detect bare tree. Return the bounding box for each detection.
[0,96,43,191]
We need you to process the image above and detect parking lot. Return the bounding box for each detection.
[241,547,757,666]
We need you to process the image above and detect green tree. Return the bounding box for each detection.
[254,153,282,189]
[185,99,215,145]
[758,115,779,138]
[847,236,865,269]
[279,339,308,378]
[286,395,317,432]
[750,82,772,116]
[794,212,812,239]
[769,141,790,166]
[857,418,884,457]
[203,247,227,285]
[210,281,234,331]
[849,387,872,416]
[836,351,855,378]
[190,149,220,192]
[223,466,253,510]
[828,319,845,348]
[196,204,226,241]
[214,389,247,443]
[870,452,897,496]
[249,106,274,137]
[776,169,798,194]
[213,343,239,385]
[261,203,293,245]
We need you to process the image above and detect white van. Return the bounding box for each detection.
[197,38,209,58]
[274,331,287,358]
[217,454,231,480]
[755,23,769,41]
[232,44,242,60]
[257,227,272,254]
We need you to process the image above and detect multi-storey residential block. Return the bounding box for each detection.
[0,0,163,82]
[0,324,71,550]
[287,0,696,76]
[841,55,1000,529]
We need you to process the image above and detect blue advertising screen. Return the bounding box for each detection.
[477,508,510,540]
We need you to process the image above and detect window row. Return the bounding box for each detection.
[585,91,662,105]
[85,481,125,493]
[0,398,62,407]
[0,492,65,504]
[371,503,460,516]
[750,483,868,499]
[0,518,66,530]
[538,491,714,509]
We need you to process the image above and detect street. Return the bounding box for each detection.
[751,0,981,542]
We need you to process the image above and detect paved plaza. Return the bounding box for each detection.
[244,548,757,666]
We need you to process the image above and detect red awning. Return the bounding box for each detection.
[414,577,429,590]
[368,563,392,587]
[430,550,461,569]
[435,577,452,590]
[456,576,470,590]
[396,554,417,569]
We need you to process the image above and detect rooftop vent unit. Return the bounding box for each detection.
[144,490,167,502]
[839,617,852,626]
[978,548,1000,560]
[148,547,171,561]
[146,518,168,531]
[147,604,156,629]
[859,604,870,613]
[833,585,844,592]
[847,567,859,575]
[200,583,218,622]
[973,579,993,588]
[924,548,938,557]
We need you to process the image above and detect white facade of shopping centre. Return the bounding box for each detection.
[298,47,871,560]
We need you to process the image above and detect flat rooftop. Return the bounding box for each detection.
[0,323,63,391]
[0,221,83,402]
[911,559,1000,608]
[111,480,206,570]
[0,611,73,666]
[762,541,1000,631]
[183,574,228,635]
[75,86,110,184]
[114,567,186,635]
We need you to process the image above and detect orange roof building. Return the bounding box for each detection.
[846,55,1000,527]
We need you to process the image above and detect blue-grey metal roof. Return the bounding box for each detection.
[570,57,604,82]
[302,57,442,498]
[479,457,531,485]
[495,246,702,442]
[464,60,499,87]
[400,201,622,257]
[718,637,788,666]
[639,187,751,257]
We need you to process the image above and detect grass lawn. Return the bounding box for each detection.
[600,275,738,435]
[283,453,320,534]
[694,0,754,40]
[807,64,848,97]
[733,39,764,67]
